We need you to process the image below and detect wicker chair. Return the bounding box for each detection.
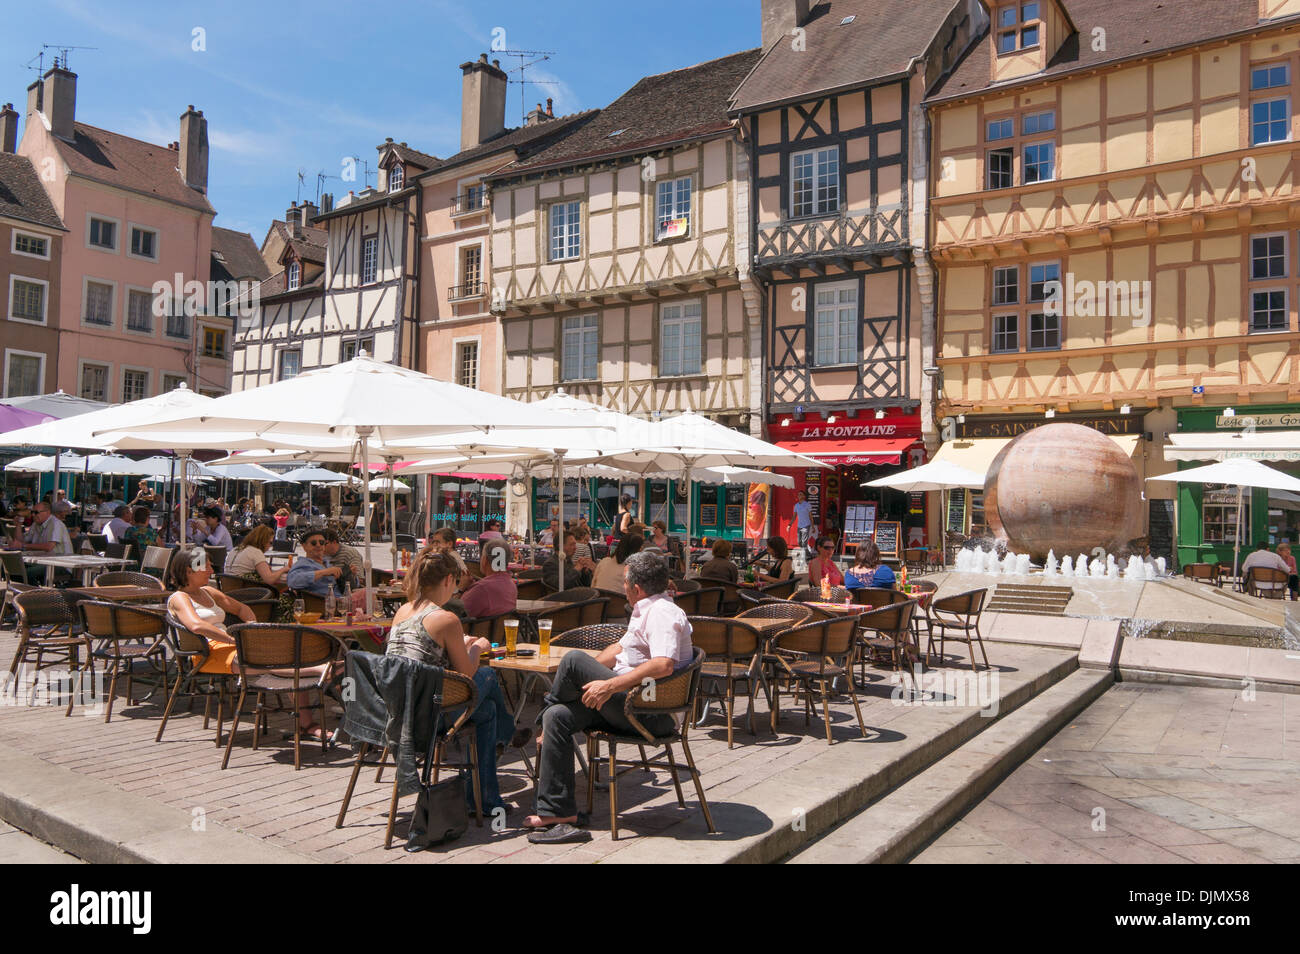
[289,590,327,616]
[87,533,109,554]
[156,611,236,745]
[93,570,164,590]
[516,579,548,601]
[103,542,132,565]
[585,647,716,840]
[926,588,990,671]
[77,600,169,723]
[222,623,347,770]
[1,550,32,625]
[673,578,701,593]
[550,623,626,651]
[222,586,274,603]
[1181,562,1221,587]
[792,585,851,604]
[672,586,723,616]
[712,579,747,615]
[904,548,928,574]
[141,545,172,580]
[769,615,867,744]
[1245,566,1289,599]
[464,613,509,645]
[735,601,814,629]
[856,599,920,684]
[216,572,254,594]
[688,616,766,748]
[735,589,784,612]
[536,597,610,634]
[550,586,599,604]
[11,589,92,715]
[760,577,800,600]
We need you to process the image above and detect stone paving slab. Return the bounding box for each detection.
[0,819,83,864]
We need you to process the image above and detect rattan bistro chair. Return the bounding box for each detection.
[688,616,766,748]
[792,585,851,604]
[535,597,610,634]
[93,570,164,590]
[585,647,716,840]
[11,589,92,715]
[549,586,599,604]
[1245,566,1289,599]
[852,586,910,608]
[926,588,991,671]
[759,577,800,600]
[77,600,169,723]
[769,615,867,744]
[515,578,548,601]
[1182,562,1222,587]
[1,550,32,625]
[855,599,920,684]
[735,601,814,630]
[550,623,626,652]
[222,623,346,770]
[673,586,723,616]
[156,612,237,746]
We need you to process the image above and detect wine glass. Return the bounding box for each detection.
[292,598,305,622]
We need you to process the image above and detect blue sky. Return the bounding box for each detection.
[3,0,758,239]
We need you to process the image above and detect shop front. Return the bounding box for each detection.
[528,475,751,543]
[1167,405,1300,567]
[768,409,926,558]
[428,473,506,538]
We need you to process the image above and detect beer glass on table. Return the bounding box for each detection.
[504,618,519,657]
[537,618,552,658]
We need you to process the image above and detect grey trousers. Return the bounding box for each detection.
[535,651,673,818]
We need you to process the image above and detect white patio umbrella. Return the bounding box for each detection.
[1147,459,1300,578]
[700,466,796,489]
[206,462,288,482]
[4,452,86,473]
[364,477,411,493]
[279,465,349,483]
[865,459,986,566]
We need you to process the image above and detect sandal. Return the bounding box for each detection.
[293,723,336,746]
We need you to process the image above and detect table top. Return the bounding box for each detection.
[489,643,597,674]
[800,601,869,616]
[312,617,393,635]
[513,599,566,615]
[21,553,131,568]
[736,616,797,634]
[68,585,168,604]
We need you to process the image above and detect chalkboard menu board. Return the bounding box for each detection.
[946,490,967,534]
[699,504,718,526]
[874,521,901,558]
[724,505,743,527]
[1148,499,1175,567]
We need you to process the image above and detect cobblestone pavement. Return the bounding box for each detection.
[912,682,1300,864]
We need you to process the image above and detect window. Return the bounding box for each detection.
[202,328,226,358]
[129,226,157,259]
[1024,142,1055,183]
[361,235,378,284]
[561,314,598,381]
[388,164,404,192]
[549,201,582,261]
[1252,98,1290,146]
[660,301,702,376]
[4,350,43,398]
[287,261,300,291]
[126,289,153,332]
[456,183,486,214]
[988,148,1014,189]
[996,2,1040,54]
[12,231,49,258]
[1023,111,1055,135]
[88,217,116,250]
[341,337,374,362]
[84,281,114,325]
[1251,235,1287,280]
[813,281,857,367]
[81,363,108,402]
[993,266,1019,305]
[278,350,301,380]
[1028,262,1060,303]
[987,118,1014,141]
[163,374,186,393]
[1252,63,1290,91]
[453,245,482,298]
[656,177,692,240]
[1203,486,1249,545]
[122,369,148,403]
[9,278,46,323]
[456,340,479,389]
[992,315,1018,353]
[1028,312,1060,350]
[1252,289,1287,332]
[791,146,840,217]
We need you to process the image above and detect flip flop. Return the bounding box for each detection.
[527,823,592,845]
[522,811,589,830]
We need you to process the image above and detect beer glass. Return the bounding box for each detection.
[537,618,552,658]
[504,618,519,656]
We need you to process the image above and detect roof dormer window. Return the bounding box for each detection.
[287,261,300,291]
[388,164,404,192]
[996,2,1040,55]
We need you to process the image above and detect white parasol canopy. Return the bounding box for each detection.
[279,465,349,483]
[364,477,411,493]
[4,452,86,473]
[865,459,985,567]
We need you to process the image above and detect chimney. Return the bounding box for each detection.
[179,105,209,193]
[320,193,333,215]
[25,80,42,123]
[299,201,319,225]
[761,0,812,51]
[525,103,548,127]
[42,67,76,142]
[459,53,507,151]
[547,98,554,117]
[286,201,301,238]
[0,104,18,154]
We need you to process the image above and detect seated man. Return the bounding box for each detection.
[1241,542,1290,595]
[525,551,693,842]
[286,529,343,598]
[461,538,518,618]
[192,506,234,551]
[17,500,74,585]
[105,505,132,545]
[321,527,364,585]
[538,519,559,547]
[541,533,595,591]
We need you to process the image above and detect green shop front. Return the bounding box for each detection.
[530,475,749,542]
[1170,405,1300,567]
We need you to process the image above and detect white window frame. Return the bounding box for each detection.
[1250,232,1289,281]
[987,147,1014,189]
[790,146,840,218]
[81,276,117,329]
[341,336,375,362]
[123,285,156,336]
[454,176,487,216]
[655,176,692,241]
[1251,96,1291,147]
[992,314,1019,353]
[11,229,51,260]
[456,240,485,297]
[812,279,858,367]
[1023,140,1056,183]
[3,347,45,398]
[127,222,159,262]
[361,235,379,285]
[561,313,599,381]
[162,373,186,394]
[992,265,1019,305]
[549,200,582,262]
[388,163,404,192]
[659,300,703,377]
[278,348,302,381]
[1027,311,1061,351]
[121,366,151,403]
[995,2,1041,55]
[7,275,49,324]
[85,213,120,253]
[287,261,301,291]
[1027,260,1061,304]
[79,360,112,403]
[453,336,481,390]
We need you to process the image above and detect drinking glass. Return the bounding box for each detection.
[503,618,519,656]
[537,618,552,658]
[292,598,305,622]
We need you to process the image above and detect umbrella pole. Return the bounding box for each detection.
[359,430,374,617]
[1233,484,1243,581]
[387,459,397,577]
[555,453,565,587]
[179,452,190,546]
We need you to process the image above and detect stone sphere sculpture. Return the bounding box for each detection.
[984,423,1142,562]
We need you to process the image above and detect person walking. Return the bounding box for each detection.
[792,491,812,550]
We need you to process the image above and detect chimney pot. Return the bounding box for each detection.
[179,104,209,193]
[385,136,393,142]
[547,97,554,116]
[761,0,812,52]
[479,53,488,63]
[0,103,19,153]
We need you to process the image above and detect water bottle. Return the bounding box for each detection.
[343,583,354,624]
[324,588,336,621]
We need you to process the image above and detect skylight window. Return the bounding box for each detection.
[840,15,856,24]
[607,128,626,138]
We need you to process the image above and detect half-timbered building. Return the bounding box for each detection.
[487,49,764,539]
[732,0,981,553]
[927,0,1300,567]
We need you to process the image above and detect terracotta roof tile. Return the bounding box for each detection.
[380,140,442,170]
[211,227,269,281]
[429,109,601,177]
[0,152,65,231]
[50,122,214,214]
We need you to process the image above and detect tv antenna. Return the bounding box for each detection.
[499,48,558,124]
[314,170,342,204]
[346,155,375,190]
[25,43,97,75]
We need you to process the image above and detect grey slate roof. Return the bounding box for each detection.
[0,152,65,231]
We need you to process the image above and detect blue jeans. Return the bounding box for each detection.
[460,668,513,812]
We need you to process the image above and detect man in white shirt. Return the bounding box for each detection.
[526,551,693,842]
[1241,543,1290,594]
[538,519,559,546]
[19,500,73,583]
[192,506,234,551]
[105,505,132,544]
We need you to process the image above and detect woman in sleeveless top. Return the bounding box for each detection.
[612,494,637,543]
[387,549,522,813]
[166,545,257,675]
[756,535,794,584]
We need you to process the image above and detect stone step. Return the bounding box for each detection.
[994,585,1075,597]
[989,593,1073,605]
[988,605,1069,617]
[784,668,1114,864]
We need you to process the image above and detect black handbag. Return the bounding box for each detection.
[405,708,468,851]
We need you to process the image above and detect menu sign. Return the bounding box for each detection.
[843,502,877,542]
[954,413,1143,439]
[804,469,822,526]
[873,521,901,558]
[946,490,967,534]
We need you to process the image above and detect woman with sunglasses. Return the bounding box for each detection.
[807,535,844,587]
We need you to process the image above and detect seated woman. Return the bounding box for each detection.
[122,505,159,561]
[647,520,683,564]
[570,523,594,564]
[845,541,894,590]
[227,524,291,607]
[755,535,794,585]
[697,538,739,584]
[1277,541,1299,600]
[807,535,844,587]
[592,533,643,592]
[386,549,523,814]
